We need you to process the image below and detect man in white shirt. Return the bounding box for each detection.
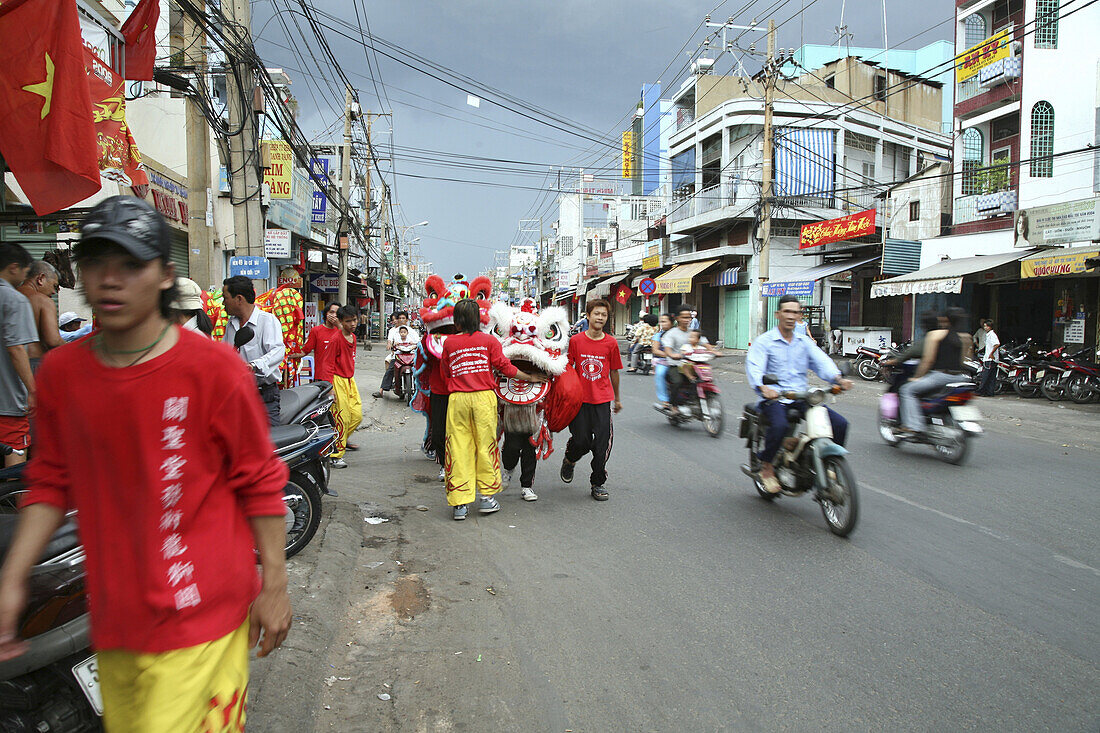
[222,275,286,425]
[372,310,419,398]
[977,319,1001,397]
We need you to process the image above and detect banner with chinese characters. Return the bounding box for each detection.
[622,131,635,179]
[84,44,149,192]
[955,30,1011,83]
[799,209,875,250]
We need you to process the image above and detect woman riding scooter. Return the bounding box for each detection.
[898,307,971,436]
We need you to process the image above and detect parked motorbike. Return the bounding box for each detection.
[877,362,982,465]
[392,342,418,401]
[853,345,885,381]
[0,514,99,732]
[655,351,723,436]
[738,374,858,537]
[639,350,653,376]
[270,422,338,558]
[279,380,335,427]
[1036,347,1092,401]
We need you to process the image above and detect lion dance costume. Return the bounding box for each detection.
[488,298,582,490]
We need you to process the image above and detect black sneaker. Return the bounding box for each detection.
[591,486,609,501]
[560,459,575,484]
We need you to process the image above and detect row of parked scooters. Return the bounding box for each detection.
[853,339,1100,404]
[0,379,340,731]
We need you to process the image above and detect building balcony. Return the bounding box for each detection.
[954,190,1017,225]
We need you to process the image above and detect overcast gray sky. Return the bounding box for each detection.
[252,0,955,279]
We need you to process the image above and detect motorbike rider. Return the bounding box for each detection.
[882,311,941,392]
[372,310,419,398]
[898,306,970,435]
[746,295,853,494]
[660,304,696,406]
[651,313,674,408]
[626,313,658,372]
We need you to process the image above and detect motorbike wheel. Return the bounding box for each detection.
[818,455,859,537]
[284,470,323,559]
[401,372,414,403]
[994,375,1009,394]
[856,357,879,381]
[702,394,724,437]
[1040,374,1065,401]
[1013,377,1041,398]
[1067,374,1096,404]
[932,421,969,465]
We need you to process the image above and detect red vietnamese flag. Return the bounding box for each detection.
[120,0,160,81]
[0,0,101,215]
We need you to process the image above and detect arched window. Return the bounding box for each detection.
[1030,102,1054,177]
[964,14,987,48]
[1035,0,1059,48]
[961,128,983,195]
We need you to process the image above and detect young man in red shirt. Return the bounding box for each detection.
[292,301,342,384]
[0,197,292,731]
[322,306,363,468]
[560,299,622,501]
[441,299,543,520]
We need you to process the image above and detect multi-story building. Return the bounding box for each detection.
[873,0,1100,351]
[664,55,951,347]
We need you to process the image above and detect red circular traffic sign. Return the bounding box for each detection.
[638,277,657,295]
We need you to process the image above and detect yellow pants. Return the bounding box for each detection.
[98,620,249,733]
[444,390,501,506]
[331,375,363,459]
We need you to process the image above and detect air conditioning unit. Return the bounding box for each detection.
[692,58,715,75]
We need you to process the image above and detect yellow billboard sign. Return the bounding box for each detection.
[1020,249,1100,279]
[622,131,635,179]
[641,253,661,270]
[955,30,1011,82]
[263,139,294,199]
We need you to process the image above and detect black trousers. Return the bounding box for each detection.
[978,360,997,396]
[565,402,613,487]
[259,382,281,427]
[430,392,449,466]
[381,361,395,390]
[502,431,536,487]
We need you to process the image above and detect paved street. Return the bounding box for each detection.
[250,346,1099,732]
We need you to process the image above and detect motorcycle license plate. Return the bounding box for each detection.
[949,405,982,422]
[1061,370,1073,380]
[1036,370,1045,379]
[72,655,104,716]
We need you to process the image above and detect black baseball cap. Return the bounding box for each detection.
[75,196,171,262]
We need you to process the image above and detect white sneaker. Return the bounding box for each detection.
[520,487,538,502]
[438,467,445,482]
[502,468,514,486]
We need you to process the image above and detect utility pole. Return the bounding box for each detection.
[224,0,263,279]
[181,1,213,288]
[338,86,354,305]
[378,184,390,329]
[757,18,777,339]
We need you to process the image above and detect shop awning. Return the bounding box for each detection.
[1020,246,1100,279]
[870,250,1036,298]
[592,273,629,299]
[761,255,880,297]
[632,270,666,288]
[654,259,719,294]
[712,267,740,287]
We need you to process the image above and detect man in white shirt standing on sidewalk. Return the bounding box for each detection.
[222,275,286,425]
[977,319,1001,397]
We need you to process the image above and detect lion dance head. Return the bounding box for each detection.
[419,273,493,358]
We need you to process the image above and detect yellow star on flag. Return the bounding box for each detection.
[22,52,55,119]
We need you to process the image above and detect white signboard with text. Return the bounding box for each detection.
[264,228,292,258]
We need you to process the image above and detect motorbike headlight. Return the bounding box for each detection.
[806,389,826,406]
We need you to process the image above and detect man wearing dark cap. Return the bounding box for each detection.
[0,196,292,731]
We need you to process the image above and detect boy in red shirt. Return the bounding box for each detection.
[323,306,363,468]
[292,301,342,384]
[441,299,542,521]
[560,299,622,501]
[0,197,291,731]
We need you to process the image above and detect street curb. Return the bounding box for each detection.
[246,479,369,727]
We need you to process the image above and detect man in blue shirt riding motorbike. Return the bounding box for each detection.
[746,295,853,494]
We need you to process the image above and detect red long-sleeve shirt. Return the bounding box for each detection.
[23,329,289,653]
[441,331,517,393]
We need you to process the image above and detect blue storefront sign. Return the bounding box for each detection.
[229,256,270,279]
[310,157,330,225]
[761,280,815,298]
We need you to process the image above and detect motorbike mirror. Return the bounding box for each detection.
[762,374,779,385]
[234,324,255,350]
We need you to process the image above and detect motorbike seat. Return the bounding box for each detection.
[945,381,977,389]
[743,403,760,415]
[269,424,311,450]
[0,514,80,564]
[279,381,332,425]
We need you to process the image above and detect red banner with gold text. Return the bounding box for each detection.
[799,208,876,250]
[84,44,149,194]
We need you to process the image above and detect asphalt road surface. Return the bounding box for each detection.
[250,350,1099,732]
